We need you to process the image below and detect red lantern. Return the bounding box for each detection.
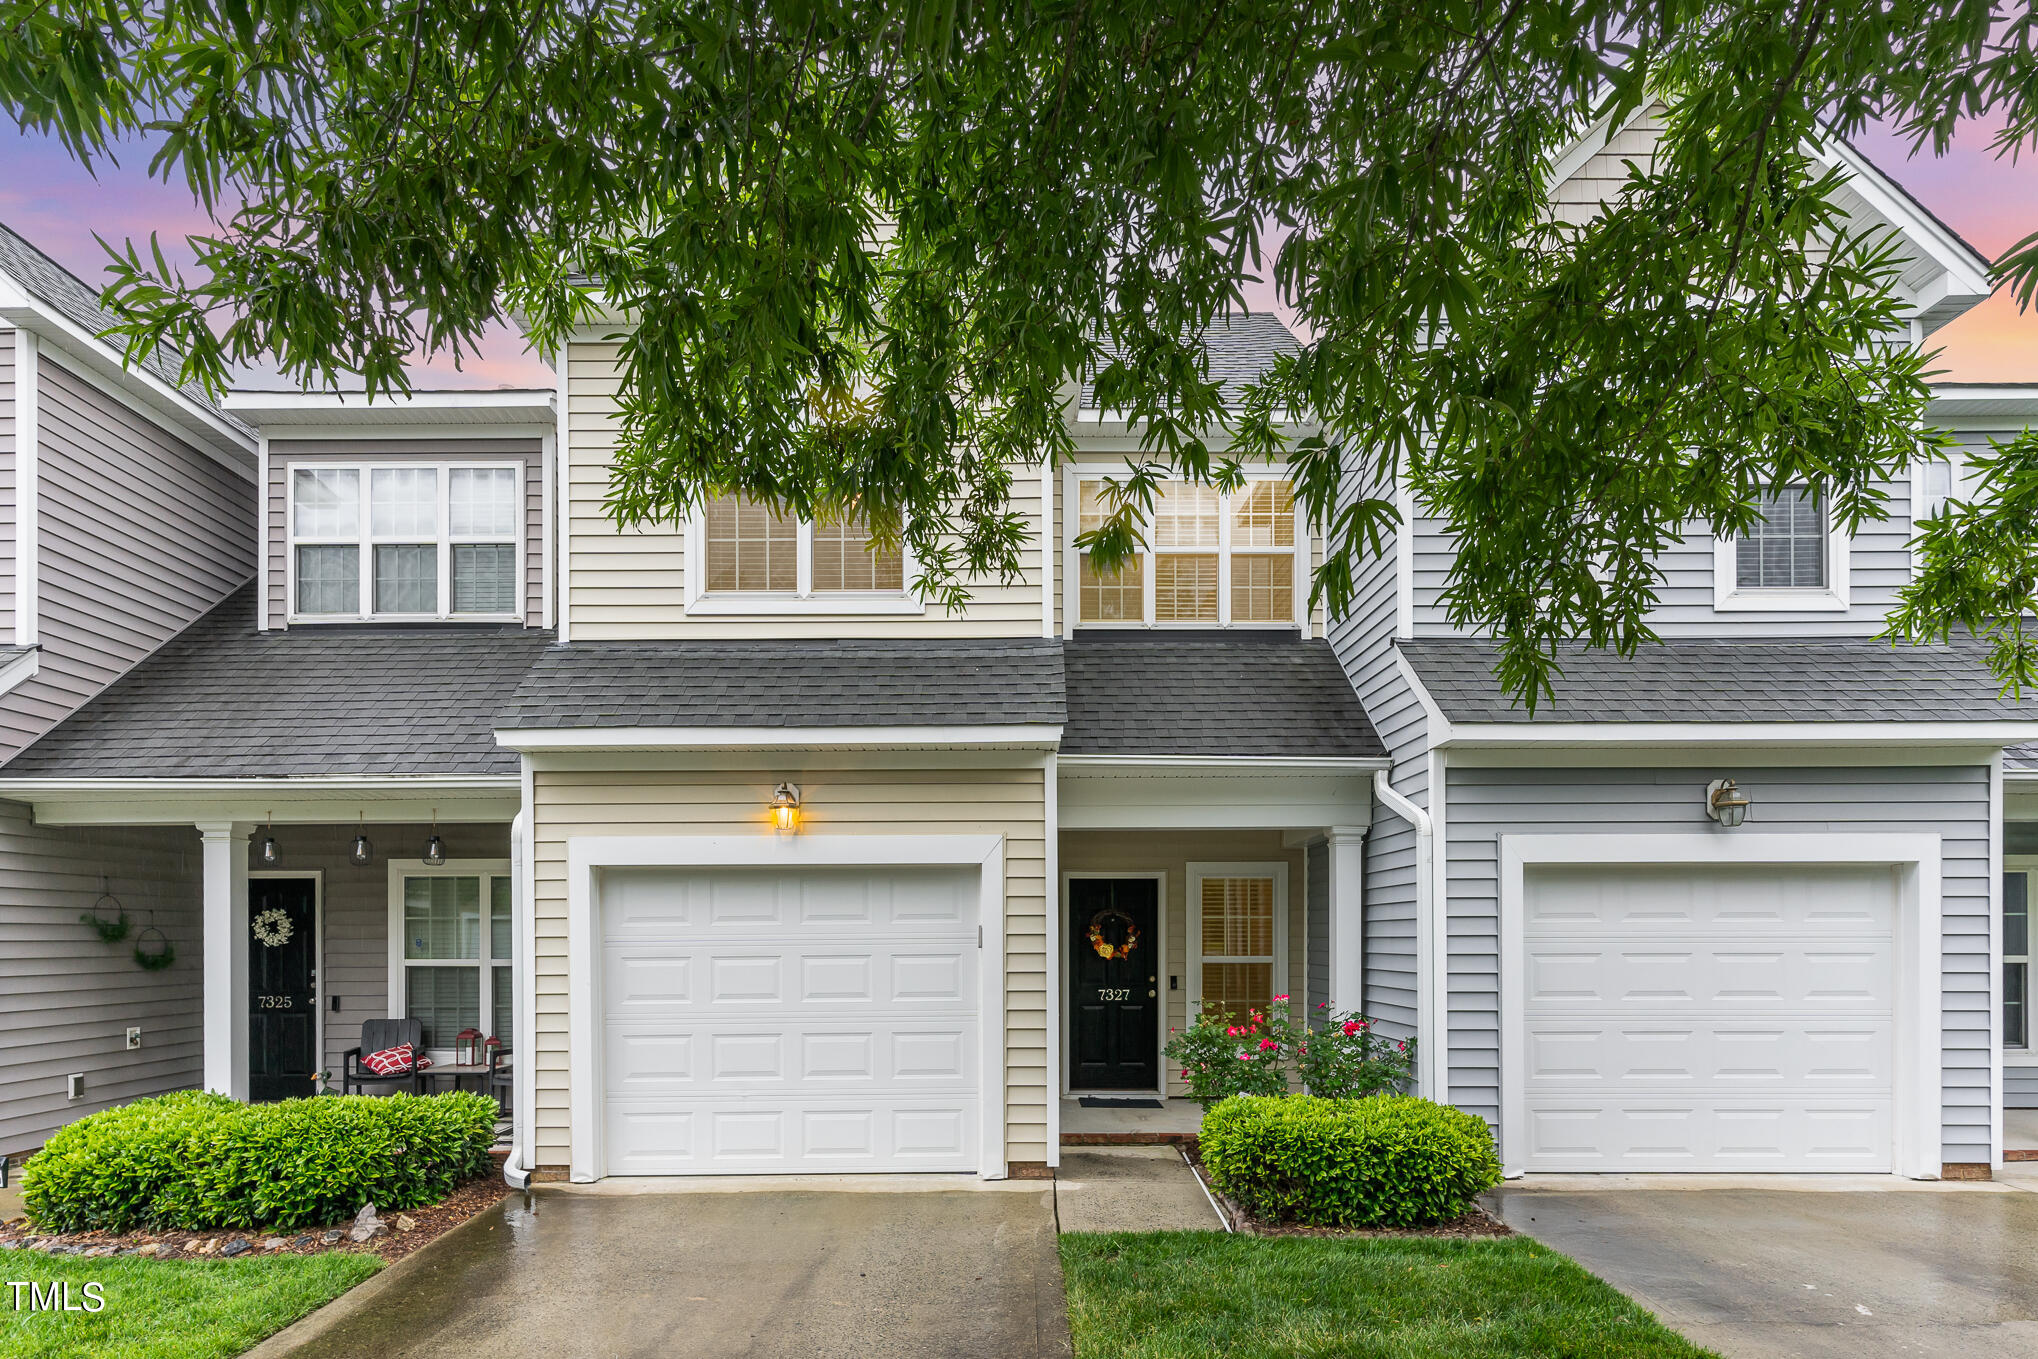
[455,1028,482,1066]
[483,1034,503,1065]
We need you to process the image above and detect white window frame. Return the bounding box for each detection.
[287,461,524,624]
[1064,467,1308,630]
[386,858,515,1062]
[682,503,924,616]
[1185,861,1291,1023]
[1910,452,1973,574]
[1711,486,1850,613]
[2008,857,2035,1054]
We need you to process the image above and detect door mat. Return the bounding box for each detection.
[1077,1097,1164,1109]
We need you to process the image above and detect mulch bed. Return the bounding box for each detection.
[1178,1144,1512,1239]
[0,1176,511,1265]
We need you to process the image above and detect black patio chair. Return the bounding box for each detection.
[341,1018,426,1095]
[487,1047,514,1116]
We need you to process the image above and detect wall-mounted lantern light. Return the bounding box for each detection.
[259,813,280,866]
[349,812,373,867]
[1705,778,1751,828]
[771,783,802,833]
[422,808,447,867]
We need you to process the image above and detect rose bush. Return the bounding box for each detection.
[1164,996,1414,1108]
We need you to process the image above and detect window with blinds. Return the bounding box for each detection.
[1076,477,1300,627]
[1736,487,1828,590]
[290,461,521,621]
[701,494,906,597]
[1195,871,1281,1025]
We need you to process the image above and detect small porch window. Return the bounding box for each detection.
[2009,867,2031,1051]
[389,862,513,1058]
[1075,476,1303,628]
[1187,863,1289,1026]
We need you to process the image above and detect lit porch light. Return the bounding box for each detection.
[771,783,802,833]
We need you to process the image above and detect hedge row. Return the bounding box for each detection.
[23,1090,498,1233]
[1199,1094,1503,1228]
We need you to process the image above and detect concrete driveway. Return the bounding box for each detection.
[254,1182,1072,1359]
[1491,1180,2038,1358]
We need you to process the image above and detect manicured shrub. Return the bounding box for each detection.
[23,1090,498,1233]
[1199,1094,1502,1228]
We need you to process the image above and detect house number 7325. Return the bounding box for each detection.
[1097,988,1131,1001]
[258,996,294,1009]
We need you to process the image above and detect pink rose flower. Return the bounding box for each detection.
[1342,1020,1361,1036]
[1258,1038,1279,1052]
[1236,1052,1252,1062]
[1273,994,1289,1003]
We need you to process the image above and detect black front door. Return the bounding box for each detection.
[1069,878,1160,1090]
[248,878,317,1102]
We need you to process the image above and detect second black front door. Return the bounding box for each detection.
[1068,877,1160,1090]
[248,877,317,1102]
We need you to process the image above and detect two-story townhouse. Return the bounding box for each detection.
[1335,103,2038,1183]
[0,223,259,1160]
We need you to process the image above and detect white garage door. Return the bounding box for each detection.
[1520,862,1894,1173]
[600,865,980,1175]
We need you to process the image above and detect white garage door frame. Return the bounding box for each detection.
[566,833,1007,1183]
[1498,832,1943,1181]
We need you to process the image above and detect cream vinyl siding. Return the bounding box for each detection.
[564,339,1043,638]
[529,764,1050,1170]
[1060,830,1305,1098]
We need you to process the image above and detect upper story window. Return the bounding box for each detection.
[1713,484,1848,613]
[1074,476,1304,629]
[687,493,917,615]
[290,463,521,622]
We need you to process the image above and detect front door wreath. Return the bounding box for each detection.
[1086,907,1141,961]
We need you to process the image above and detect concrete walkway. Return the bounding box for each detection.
[1053,1146,1224,1232]
[1491,1181,2038,1358]
[255,1183,1072,1359]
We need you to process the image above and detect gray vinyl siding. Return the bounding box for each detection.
[1305,838,1329,1020]
[2008,1067,2038,1110]
[1326,509,1424,1039]
[243,822,511,1077]
[266,438,546,630]
[1442,763,1993,1165]
[0,802,202,1154]
[1412,474,1919,638]
[0,328,14,640]
[0,356,254,761]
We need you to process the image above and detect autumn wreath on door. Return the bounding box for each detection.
[1087,907,1142,961]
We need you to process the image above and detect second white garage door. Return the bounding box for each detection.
[600,865,980,1175]
[1519,862,1894,1173]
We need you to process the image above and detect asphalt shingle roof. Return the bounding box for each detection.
[1063,633,1383,758]
[1401,636,2038,724]
[495,638,1065,730]
[1,586,553,778]
[0,222,245,432]
[1080,313,1301,407]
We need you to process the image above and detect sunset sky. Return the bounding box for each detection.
[1,111,2032,390]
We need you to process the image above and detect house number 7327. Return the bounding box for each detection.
[1097,988,1131,1001]
[258,996,294,1009]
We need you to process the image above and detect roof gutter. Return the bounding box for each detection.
[1438,721,2038,749]
[495,724,1066,753]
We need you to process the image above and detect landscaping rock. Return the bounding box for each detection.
[394,1214,416,1232]
[134,1243,160,1256]
[292,1235,314,1250]
[85,1246,115,1257]
[219,1238,254,1258]
[196,1238,219,1255]
[348,1204,385,1243]
[320,1229,343,1246]
[263,1237,287,1251]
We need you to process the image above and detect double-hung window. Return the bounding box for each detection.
[290,463,521,621]
[689,493,914,612]
[1714,484,1848,611]
[1187,863,1288,1026]
[1074,476,1304,628]
[390,862,513,1057]
[2009,865,2032,1052]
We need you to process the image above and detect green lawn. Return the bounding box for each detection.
[1059,1232,1720,1359]
[0,1251,381,1359]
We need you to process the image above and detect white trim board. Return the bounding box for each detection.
[1060,870,1168,1099]
[499,725,1065,753]
[564,832,1009,1183]
[1496,831,1944,1181]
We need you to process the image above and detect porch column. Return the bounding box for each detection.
[1325,827,1367,1014]
[198,820,252,1100]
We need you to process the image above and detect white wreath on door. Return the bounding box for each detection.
[252,908,294,948]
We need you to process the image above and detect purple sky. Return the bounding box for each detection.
[0,114,2032,388]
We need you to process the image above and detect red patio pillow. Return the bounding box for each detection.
[362,1043,415,1075]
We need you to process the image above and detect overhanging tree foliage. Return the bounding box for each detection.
[1,0,2034,703]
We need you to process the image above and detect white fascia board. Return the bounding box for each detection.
[1056,753,1388,771]
[1442,721,2037,748]
[0,278,255,463]
[1820,138,1993,302]
[0,774,520,797]
[494,724,1066,752]
[0,648,38,697]
[223,388,556,431]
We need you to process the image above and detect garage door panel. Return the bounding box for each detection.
[1526,940,1894,1012]
[601,865,980,1175]
[1525,1021,1893,1089]
[606,1098,979,1174]
[1520,863,1895,1174]
[1523,1099,1893,1171]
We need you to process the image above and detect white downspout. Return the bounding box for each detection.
[1372,769,1438,1100]
[502,800,535,1190]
